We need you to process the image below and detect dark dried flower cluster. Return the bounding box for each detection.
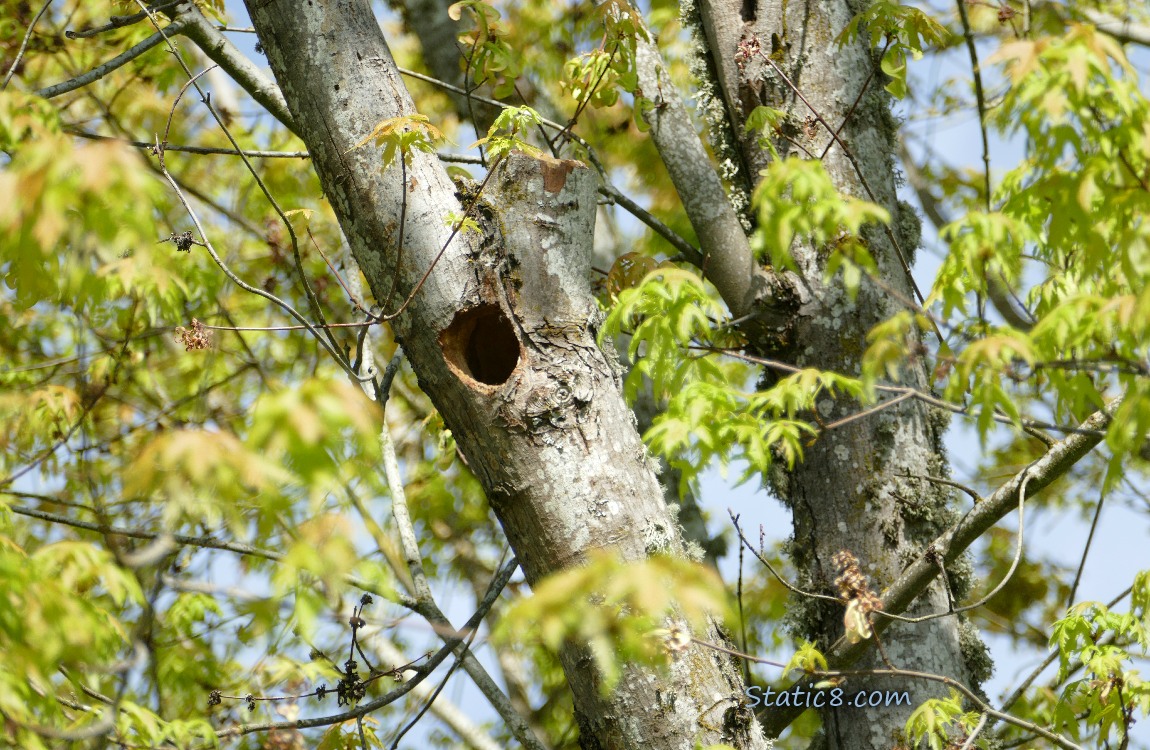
[174,318,212,351]
[833,549,882,614]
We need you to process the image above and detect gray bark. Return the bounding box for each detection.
[679,1,986,747]
[243,1,769,748]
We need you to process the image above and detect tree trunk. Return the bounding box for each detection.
[682,0,990,746]
[243,1,769,747]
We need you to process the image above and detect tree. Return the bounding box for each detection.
[1,0,1148,749]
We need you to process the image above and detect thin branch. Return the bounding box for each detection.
[137,2,341,361]
[370,635,503,750]
[36,17,191,99]
[702,346,1108,437]
[819,391,914,431]
[0,321,133,488]
[755,50,927,311]
[68,129,309,157]
[999,585,1133,714]
[728,513,841,606]
[7,502,411,607]
[64,0,181,38]
[150,80,362,381]
[2,0,54,91]
[956,0,992,214]
[216,557,519,739]
[818,36,895,161]
[1067,487,1106,607]
[597,183,700,262]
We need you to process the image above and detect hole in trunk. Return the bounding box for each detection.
[440,304,521,386]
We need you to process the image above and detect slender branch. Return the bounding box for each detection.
[370,635,503,750]
[130,5,356,379]
[64,0,181,39]
[67,129,308,157]
[0,320,134,488]
[151,81,363,381]
[2,0,54,91]
[597,183,700,262]
[703,346,1108,437]
[36,18,191,99]
[216,557,519,739]
[1066,487,1106,607]
[920,472,984,504]
[6,502,412,607]
[755,50,929,313]
[729,513,842,606]
[956,0,992,214]
[176,3,296,131]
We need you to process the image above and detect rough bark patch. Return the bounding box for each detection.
[440,303,522,387]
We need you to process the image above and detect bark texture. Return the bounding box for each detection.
[243,1,769,747]
[679,1,988,747]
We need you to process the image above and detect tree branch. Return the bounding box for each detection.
[35,17,191,99]
[1080,8,1150,47]
[631,29,777,318]
[6,502,414,609]
[1,0,54,91]
[175,2,296,131]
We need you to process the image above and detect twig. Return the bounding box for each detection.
[6,503,412,607]
[915,473,984,504]
[2,0,54,91]
[597,183,700,262]
[68,130,309,157]
[820,391,914,431]
[0,321,133,488]
[36,17,191,99]
[216,557,519,739]
[138,1,341,362]
[956,0,992,213]
[729,513,841,606]
[1066,487,1106,607]
[701,346,1109,437]
[150,77,364,381]
[64,0,181,39]
[995,585,1125,732]
[818,36,894,161]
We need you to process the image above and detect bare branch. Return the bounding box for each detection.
[35,17,191,99]
[64,0,181,39]
[1,0,54,91]
[632,31,777,317]
[1080,8,1150,47]
[68,129,308,158]
[7,502,411,606]
[176,3,296,131]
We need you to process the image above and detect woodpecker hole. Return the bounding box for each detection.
[440,304,521,387]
